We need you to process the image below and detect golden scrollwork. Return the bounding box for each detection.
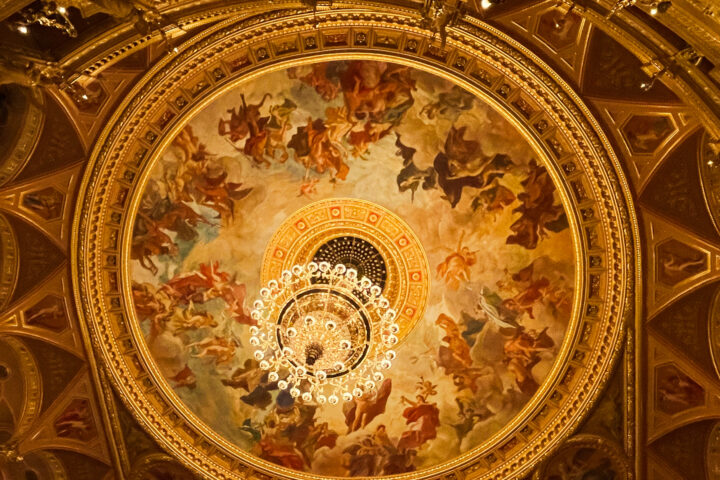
[72,7,636,480]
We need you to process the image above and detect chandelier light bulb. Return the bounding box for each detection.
[250,262,398,403]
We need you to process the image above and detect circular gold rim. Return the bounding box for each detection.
[71,8,636,480]
[116,52,584,477]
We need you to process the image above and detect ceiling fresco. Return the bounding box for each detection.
[2,0,720,479]
[130,60,575,475]
[72,12,634,480]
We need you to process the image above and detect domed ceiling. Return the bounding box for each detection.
[71,10,634,480]
[6,0,720,479]
[131,59,575,475]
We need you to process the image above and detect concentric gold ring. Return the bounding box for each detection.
[261,198,430,343]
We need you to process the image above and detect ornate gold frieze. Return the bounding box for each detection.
[72,8,636,480]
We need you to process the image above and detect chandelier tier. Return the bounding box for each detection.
[250,261,399,404]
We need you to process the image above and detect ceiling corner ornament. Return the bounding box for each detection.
[72,7,637,480]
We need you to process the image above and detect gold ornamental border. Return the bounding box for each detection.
[71,7,637,480]
[261,198,431,342]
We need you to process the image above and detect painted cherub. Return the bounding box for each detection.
[436,230,478,290]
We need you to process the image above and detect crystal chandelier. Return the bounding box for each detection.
[250,261,399,404]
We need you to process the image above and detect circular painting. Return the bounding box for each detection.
[129,60,576,476]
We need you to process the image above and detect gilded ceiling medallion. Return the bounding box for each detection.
[262,198,429,342]
[72,8,635,480]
